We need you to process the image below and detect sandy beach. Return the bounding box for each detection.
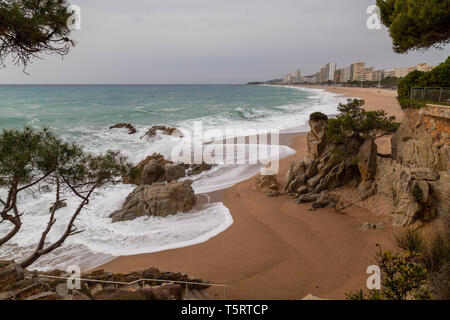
[99,87,403,300]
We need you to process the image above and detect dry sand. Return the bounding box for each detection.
[99,87,403,300]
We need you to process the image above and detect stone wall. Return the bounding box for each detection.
[404,104,450,146]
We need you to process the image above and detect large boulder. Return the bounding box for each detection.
[165,164,186,182]
[140,160,167,185]
[357,139,377,181]
[252,174,279,192]
[109,181,197,222]
[124,154,212,185]
[305,113,328,161]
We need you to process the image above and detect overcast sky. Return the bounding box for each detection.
[1,0,449,84]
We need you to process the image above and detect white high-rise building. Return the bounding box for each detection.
[325,62,336,82]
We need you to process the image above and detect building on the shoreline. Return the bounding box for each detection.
[283,73,293,84]
[293,69,302,83]
[393,67,409,78]
[372,70,384,82]
[409,63,435,73]
[277,60,436,86]
[319,67,326,83]
[325,62,336,82]
[336,67,351,83]
[363,67,374,81]
[350,61,366,81]
[304,75,317,83]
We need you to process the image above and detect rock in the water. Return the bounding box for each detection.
[165,164,186,182]
[357,139,377,181]
[140,160,167,185]
[141,126,183,140]
[125,153,212,185]
[49,200,67,213]
[109,123,137,135]
[109,181,196,222]
[187,162,213,176]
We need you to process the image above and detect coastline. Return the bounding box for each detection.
[98,86,402,300]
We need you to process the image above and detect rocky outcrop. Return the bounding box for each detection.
[0,261,208,300]
[141,126,183,140]
[283,106,449,226]
[285,138,361,197]
[252,174,280,197]
[305,112,328,162]
[252,174,279,192]
[124,153,213,185]
[429,171,450,221]
[284,113,362,208]
[296,190,336,211]
[109,180,196,222]
[357,139,377,181]
[386,107,450,224]
[391,115,449,172]
[374,158,439,226]
[187,163,214,176]
[109,123,137,134]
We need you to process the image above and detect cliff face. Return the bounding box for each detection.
[391,105,450,172]
[376,104,450,226]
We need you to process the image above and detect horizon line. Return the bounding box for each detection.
[0,83,248,86]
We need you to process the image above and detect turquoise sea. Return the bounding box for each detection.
[0,85,345,270]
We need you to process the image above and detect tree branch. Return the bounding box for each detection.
[20,184,97,269]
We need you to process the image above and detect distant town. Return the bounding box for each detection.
[249,61,436,88]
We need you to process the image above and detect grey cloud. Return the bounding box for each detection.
[0,0,448,84]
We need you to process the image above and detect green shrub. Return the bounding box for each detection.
[309,112,328,121]
[421,214,450,299]
[395,227,424,253]
[326,99,400,144]
[346,247,431,300]
[397,57,450,109]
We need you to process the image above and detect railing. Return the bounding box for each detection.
[38,274,228,300]
[410,87,450,104]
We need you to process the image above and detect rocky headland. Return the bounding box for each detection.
[255,103,450,227]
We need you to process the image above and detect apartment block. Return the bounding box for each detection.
[350,61,366,81]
